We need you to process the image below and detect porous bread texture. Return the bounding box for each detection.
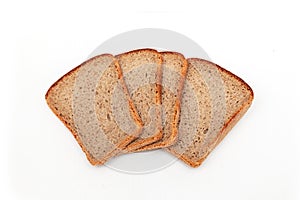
[167,58,253,167]
[135,52,188,151]
[45,54,142,165]
[117,49,163,151]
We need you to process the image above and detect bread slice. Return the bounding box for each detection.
[45,54,142,165]
[167,58,253,167]
[134,52,188,151]
[117,49,163,152]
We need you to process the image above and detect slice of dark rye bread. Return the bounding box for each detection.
[166,58,254,168]
[134,52,188,151]
[117,49,163,152]
[45,54,143,165]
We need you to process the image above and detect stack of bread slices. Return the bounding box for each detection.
[45,49,253,168]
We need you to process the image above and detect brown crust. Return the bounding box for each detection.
[114,61,144,128]
[46,96,102,165]
[116,48,161,58]
[167,97,252,167]
[45,54,112,100]
[167,58,254,167]
[134,51,189,151]
[45,54,143,165]
[116,49,164,152]
[188,58,254,98]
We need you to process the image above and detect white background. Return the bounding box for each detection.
[1,0,300,199]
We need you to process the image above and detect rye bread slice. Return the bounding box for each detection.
[45,54,142,165]
[117,49,163,152]
[167,58,253,167]
[134,52,188,151]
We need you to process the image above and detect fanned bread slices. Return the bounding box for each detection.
[45,54,142,165]
[46,49,254,168]
[167,58,253,167]
[117,49,163,151]
[135,52,188,151]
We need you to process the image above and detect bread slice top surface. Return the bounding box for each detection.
[45,54,142,165]
[167,58,253,167]
[135,51,188,151]
[117,49,163,151]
